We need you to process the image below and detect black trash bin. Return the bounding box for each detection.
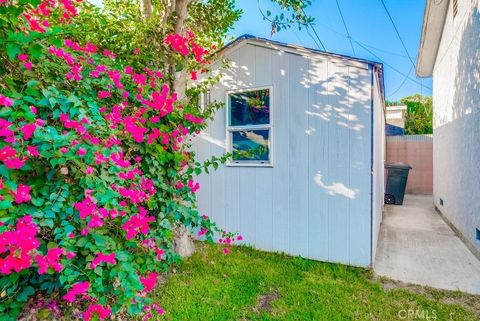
[384,162,412,205]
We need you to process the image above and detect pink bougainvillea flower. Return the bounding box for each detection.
[187,179,200,193]
[237,235,243,241]
[164,34,189,56]
[67,232,75,238]
[197,228,207,237]
[191,71,197,80]
[139,272,158,293]
[66,252,76,260]
[24,61,33,70]
[0,215,39,274]
[77,147,87,156]
[124,66,133,74]
[10,184,31,204]
[185,113,203,124]
[35,248,65,274]
[18,53,28,61]
[223,247,230,255]
[85,166,94,175]
[134,48,140,55]
[60,147,68,154]
[0,95,14,107]
[0,145,16,161]
[27,145,39,157]
[175,181,184,189]
[30,106,37,114]
[97,91,111,99]
[63,281,89,303]
[84,304,111,321]
[20,123,36,140]
[90,252,116,269]
[202,214,208,220]
[81,228,89,236]
[156,248,165,261]
[4,156,26,169]
[121,208,154,239]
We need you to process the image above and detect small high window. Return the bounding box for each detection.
[226,87,272,166]
[452,0,458,18]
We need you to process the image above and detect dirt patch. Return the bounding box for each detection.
[252,289,280,314]
[373,276,480,317]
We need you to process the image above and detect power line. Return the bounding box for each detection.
[308,12,431,92]
[300,8,327,51]
[314,19,410,59]
[379,0,416,68]
[273,5,307,47]
[256,0,326,51]
[379,0,427,95]
[387,64,414,98]
[354,41,431,90]
[335,0,356,56]
[305,25,324,51]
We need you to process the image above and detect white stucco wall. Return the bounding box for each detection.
[432,0,480,250]
[195,40,383,267]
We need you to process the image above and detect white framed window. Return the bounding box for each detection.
[226,86,273,166]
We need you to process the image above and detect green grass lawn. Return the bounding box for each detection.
[154,243,480,321]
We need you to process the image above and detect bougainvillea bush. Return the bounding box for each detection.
[0,0,236,319]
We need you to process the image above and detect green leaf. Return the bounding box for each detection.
[94,267,103,277]
[0,108,12,118]
[6,42,21,61]
[16,286,35,302]
[92,234,105,246]
[41,219,54,228]
[27,79,40,88]
[0,200,12,210]
[29,43,43,58]
[116,251,130,262]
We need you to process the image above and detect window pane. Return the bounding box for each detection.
[229,89,270,126]
[232,129,270,162]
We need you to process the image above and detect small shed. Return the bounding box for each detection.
[195,35,385,267]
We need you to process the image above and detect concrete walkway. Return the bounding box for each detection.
[374,194,480,294]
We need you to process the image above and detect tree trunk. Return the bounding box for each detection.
[141,0,153,20]
[174,0,190,35]
[173,224,195,258]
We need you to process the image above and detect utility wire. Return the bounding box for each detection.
[354,41,431,90]
[300,8,327,51]
[379,0,416,68]
[315,19,411,58]
[310,16,430,91]
[273,5,307,47]
[387,64,414,98]
[256,0,326,51]
[379,0,427,96]
[305,25,324,51]
[335,0,356,56]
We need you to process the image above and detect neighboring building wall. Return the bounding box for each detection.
[386,135,433,195]
[195,42,378,267]
[371,71,385,261]
[432,0,480,250]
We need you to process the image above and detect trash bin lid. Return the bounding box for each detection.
[385,162,412,170]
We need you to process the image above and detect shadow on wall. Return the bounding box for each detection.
[452,6,480,122]
[434,5,480,248]
[209,47,372,200]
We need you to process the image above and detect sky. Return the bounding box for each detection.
[230,0,433,102]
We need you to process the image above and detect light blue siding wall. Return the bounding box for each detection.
[195,42,376,267]
[372,70,385,261]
